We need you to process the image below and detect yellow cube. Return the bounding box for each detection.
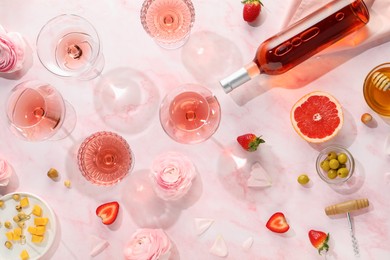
[34,217,49,226]
[20,197,29,208]
[20,249,29,260]
[35,226,46,235]
[5,231,14,241]
[31,234,44,243]
[32,205,42,217]
[27,226,36,235]
[13,227,22,241]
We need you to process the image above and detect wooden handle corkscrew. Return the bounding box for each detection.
[325,198,369,216]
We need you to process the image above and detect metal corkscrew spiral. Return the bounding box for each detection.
[347,212,360,257]
[325,199,369,258]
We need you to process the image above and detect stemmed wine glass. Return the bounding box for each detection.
[36,14,104,80]
[140,0,195,49]
[6,80,76,141]
[77,131,135,186]
[159,83,221,144]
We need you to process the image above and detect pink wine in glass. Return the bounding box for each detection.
[160,84,221,144]
[77,131,134,186]
[55,32,94,71]
[140,0,195,49]
[220,0,369,93]
[6,81,65,141]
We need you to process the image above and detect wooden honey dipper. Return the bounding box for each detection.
[372,71,390,91]
[325,198,369,258]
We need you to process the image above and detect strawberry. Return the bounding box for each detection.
[242,0,263,23]
[308,230,330,254]
[266,212,290,233]
[237,133,265,152]
[96,201,119,225]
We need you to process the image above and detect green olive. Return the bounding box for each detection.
[320,160,330,171]
[327,169,338,179]
[297,174,310,185]
[337,167,349,178]
[329,159,340,170]
[327,152,337,160]
[337,153,348,164]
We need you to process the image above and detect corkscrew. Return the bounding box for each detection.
[372,71,390,91]
[325,198,369,258]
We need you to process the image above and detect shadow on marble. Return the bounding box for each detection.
[93,67,160,135]
[181,30,242,89]
[326,160,365,195]
[214,139,280,203]
[121,169,181,229]
[121,166,202,229]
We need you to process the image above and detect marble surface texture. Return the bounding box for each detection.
[1,0,390,259]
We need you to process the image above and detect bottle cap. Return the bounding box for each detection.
[219,68,251,93]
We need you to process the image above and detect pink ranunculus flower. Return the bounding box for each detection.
[0,158,12,186]
[124,229,172,260]
[0,25,26,73]
[151,152,197,201]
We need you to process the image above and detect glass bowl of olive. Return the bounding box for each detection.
[316,145,355,184]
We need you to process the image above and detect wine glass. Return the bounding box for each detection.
[36,14,104,80]
[6,80,76,141]
[159,83,221,144]
[77,131,134,186]
[140,0,195,49]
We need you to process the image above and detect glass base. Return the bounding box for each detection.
[94,67,160,134]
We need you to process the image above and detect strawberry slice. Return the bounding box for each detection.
[308,230,329,254]
[266,212,290,233]
[237,133,265,152]
[96,201,119,225]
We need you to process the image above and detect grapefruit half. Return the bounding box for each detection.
[290,91,343,143]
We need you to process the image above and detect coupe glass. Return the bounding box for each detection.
[6,80,76,141]
[36,14,104,80]
[140,0,195,49]
[159,84,221,144]
[77,131,134,186]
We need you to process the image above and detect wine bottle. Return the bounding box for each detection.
[220,0,370,93]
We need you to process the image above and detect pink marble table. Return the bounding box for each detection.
[1,0,390,259]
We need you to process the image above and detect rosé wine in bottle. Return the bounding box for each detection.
[140,0,195,49]
[6,81,65,141]
[77,131,134,186]
[220,0,369,93]
[160,84,221,144]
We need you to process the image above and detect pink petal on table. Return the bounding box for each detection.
[242,236,253,251]
[194,218,214,236]
[89,235,110,257]
[209,235,228,257]
[247,162,272,187]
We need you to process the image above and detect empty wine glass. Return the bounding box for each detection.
[6,80,76,141]
[159,83,221,144]
[77,131,134,186]
[36,14,104,80]
[140,0,195,49]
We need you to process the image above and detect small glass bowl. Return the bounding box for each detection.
[315,145,355,185]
